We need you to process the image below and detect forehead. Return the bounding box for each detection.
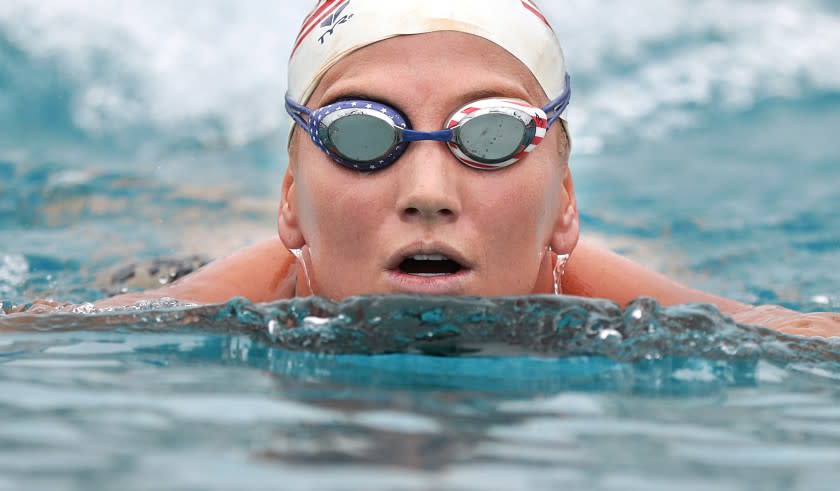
[307,31,548,108]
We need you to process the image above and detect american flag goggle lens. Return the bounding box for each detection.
[285,73,570,171]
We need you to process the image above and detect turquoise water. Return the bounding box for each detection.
[2,1,840,489]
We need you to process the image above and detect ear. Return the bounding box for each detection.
[549,167,580,255]
[277,167,306,249]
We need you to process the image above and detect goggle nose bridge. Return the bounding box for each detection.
[399,128,455,143]
[284,72,571,171]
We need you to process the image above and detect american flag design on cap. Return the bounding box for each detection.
[291,0,354,58]
[287,0,568,125]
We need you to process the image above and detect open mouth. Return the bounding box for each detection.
[398,254,464,277]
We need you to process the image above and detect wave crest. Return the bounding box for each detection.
[4,295,837,367]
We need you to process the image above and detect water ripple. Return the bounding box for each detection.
[3,295,838,368]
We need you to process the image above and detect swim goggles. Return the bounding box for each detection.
[285,73,570,171]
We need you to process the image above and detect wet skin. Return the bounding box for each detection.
[279,32,577,299]
[89,32,840,337]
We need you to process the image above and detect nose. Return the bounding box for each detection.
[395,142,462,222]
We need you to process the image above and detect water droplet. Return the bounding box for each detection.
[812,295,831,305]
[720,341,738,356]
[303,316,331,327]
[553,253,570,295]
[72,303,97,314]
[598,328,623,342]
[290,247,314,294]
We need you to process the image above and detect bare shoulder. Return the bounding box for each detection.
[563,238,749,314]
[562,239,840,336]
[96,237,296,307]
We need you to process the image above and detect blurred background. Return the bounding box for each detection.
[1,0,838,309]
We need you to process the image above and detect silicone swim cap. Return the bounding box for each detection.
[287,0,568,121]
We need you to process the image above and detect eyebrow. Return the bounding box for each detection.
[321,92,406,112]
[319,85,536,114]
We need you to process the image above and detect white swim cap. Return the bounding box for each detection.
[287,0,569,121]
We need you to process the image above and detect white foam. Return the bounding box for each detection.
[542,0,840,151]
[2,0,838,153]
[352,410,441,435]
[0,254,28,296]
[0,0,307,146]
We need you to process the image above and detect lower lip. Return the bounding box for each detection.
[385,269,472,295]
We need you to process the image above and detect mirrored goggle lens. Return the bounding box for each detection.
[457,113,528,162]
[324,114,398,162]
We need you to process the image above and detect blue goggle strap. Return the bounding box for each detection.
[543,72,571,128]
[285,95,311,129]
[285,70,570,142]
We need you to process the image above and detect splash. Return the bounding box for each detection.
[3,295,838,369]
[3,0,839,157]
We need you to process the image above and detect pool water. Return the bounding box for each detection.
[2,1,840,489]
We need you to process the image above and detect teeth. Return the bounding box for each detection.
[410,254,449,261]
[409,273,450,277]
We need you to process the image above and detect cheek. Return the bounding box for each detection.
[471,167,560,250]
[295,165,390,258]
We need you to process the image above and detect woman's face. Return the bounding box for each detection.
[279,31,578,299]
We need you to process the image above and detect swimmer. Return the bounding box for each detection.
[94,0,839,336]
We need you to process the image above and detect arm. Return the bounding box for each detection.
[563,238,751,313]
[95,237,296,308]
[563,238,840,337]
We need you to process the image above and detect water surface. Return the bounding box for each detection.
[2,1,840,489]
